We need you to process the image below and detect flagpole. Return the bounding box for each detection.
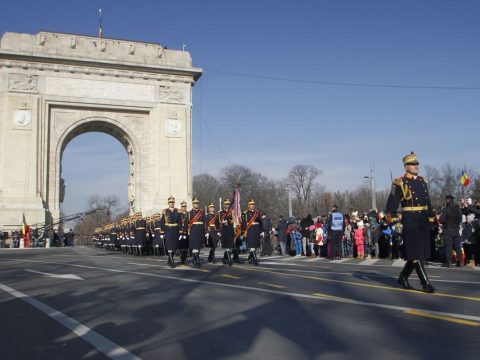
[98,8,103,38]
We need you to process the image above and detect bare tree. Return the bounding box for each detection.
[192,173,225,207]
[73,194,123,236]
[285,165,321,202]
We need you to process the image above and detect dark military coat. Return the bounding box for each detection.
[218,209,235,248]
[188,209,206,249]
[206,211,220,248]
[241,209,264,249]
[386,173,433,261]
[179,211,190,250]
[152,217,163,246]
[128,221,135,246]
[160,208,182,251]
[111,226,119,247]
[135,218,147,246]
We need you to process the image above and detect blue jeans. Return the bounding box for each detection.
[294,239,303,255]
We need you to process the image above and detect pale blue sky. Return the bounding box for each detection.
[1,0,479,215]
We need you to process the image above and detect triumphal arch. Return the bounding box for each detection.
[0,31,202,230]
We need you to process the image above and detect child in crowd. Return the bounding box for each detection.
[354,221,366,258]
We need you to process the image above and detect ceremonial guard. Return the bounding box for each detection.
[241,198,264,265]
[218,198,235,266]
[128,217,135,255]
[151,213,163,256]
[111,223,119,251]
[179,201,190,264]
[119,219,127,254]
[386,152,437,293]
[188,197,206,266]
[206,203,220,263]
[134,212,146,256]
[160,196,182,268]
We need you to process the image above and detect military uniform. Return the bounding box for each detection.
[160,196,182,268]
[386,152,436,293]
[134,214,146,256]
[206,203,220,263]
[218,199,235,265]
[241,198,264,265]
[151,214,164,256]
[188,197,206,266]
[179,201,190,264]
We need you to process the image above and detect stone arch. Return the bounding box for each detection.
[52,116,140,217]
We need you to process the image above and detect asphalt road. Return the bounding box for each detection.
[0,247,479,360]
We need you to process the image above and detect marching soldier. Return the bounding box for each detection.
[188,197,206,266]
[151,213,163,256]
[206,202,220,263]
[128,217,135,255]
[241,198,264,265]
[386,152,437,293]
[160,196,182,268]
[219,198,235,266]
[179,200,190,264]
[134,212,146,256]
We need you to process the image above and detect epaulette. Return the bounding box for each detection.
[393,177,403,186]
[422,176,428,184]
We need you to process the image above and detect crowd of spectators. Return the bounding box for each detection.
[264,199,480,268]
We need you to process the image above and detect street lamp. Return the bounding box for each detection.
[364,164,376,211]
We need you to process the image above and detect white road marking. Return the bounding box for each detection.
[331,259,349,263]
[128,262,204,271]
[359,259,380,266]
[6,258,480,324]
[0,282,141,360]
[392,259,406,267]
[25,269,84,281]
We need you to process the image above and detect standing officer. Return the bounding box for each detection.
[179,200,190,264]
[160,196,182,268]
[386,152,437,293]
[206,202,220,263]
[151,213,163,256]
[219,198,235,265]
[188,197,206,266]
[241,198,264,265]
[440,195,463,267]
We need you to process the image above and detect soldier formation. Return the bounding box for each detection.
[92,196,264,268]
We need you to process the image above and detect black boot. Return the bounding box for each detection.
[168,252,176,268]
[210,249,217,264]
[233,249,240,263]
[193,252,201,267]
[223,252,228,264]
[180,250,187,264]
[415,261,436,293]
[248,252,253,263]
[397,260,415,290]
[208,250,213,263]
[252,250,259,265]
[226,251,233,266]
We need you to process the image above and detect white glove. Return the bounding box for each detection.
[217,232,221,237]
[261,232,265,237]
[205,233,209,239]
[179,236,182,241]
[160,235,165,240]
[183,235,187,240]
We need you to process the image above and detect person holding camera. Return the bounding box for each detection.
[439,195,463,267]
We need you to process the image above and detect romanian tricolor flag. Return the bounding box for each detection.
[21,213,29,237]
[461,170,471,187]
